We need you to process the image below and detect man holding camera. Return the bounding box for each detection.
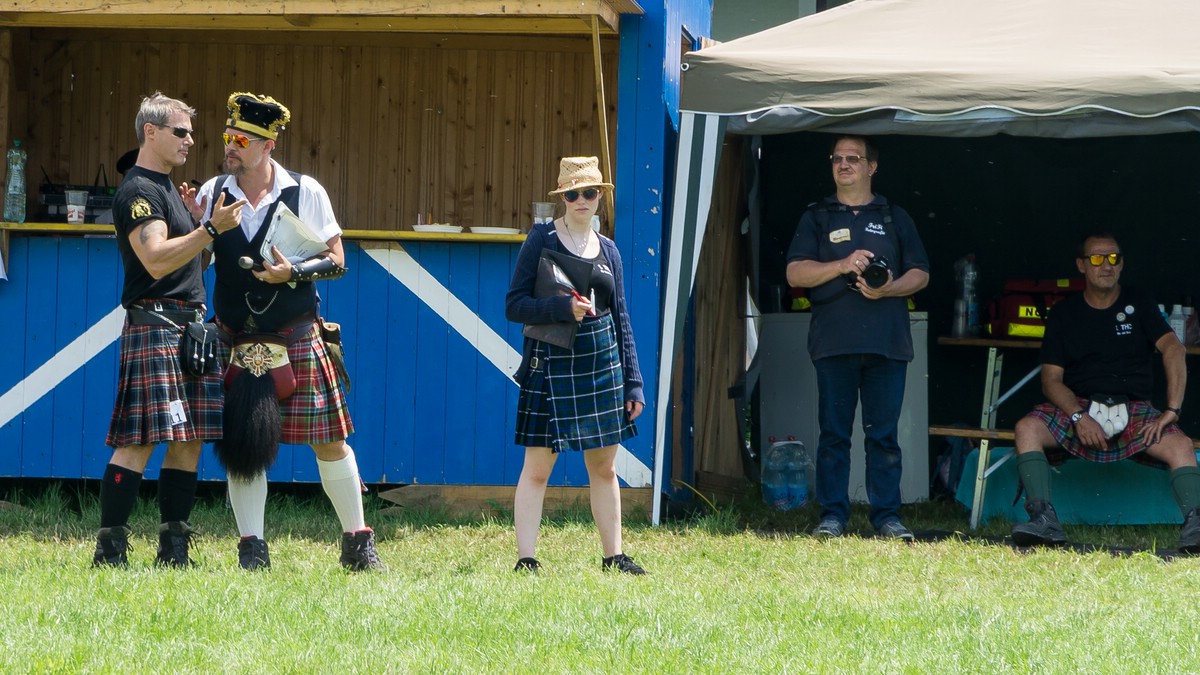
[786,135,930,540]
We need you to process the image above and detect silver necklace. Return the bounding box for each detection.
[562,224,590,255]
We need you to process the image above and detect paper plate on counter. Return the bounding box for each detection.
[413,224,463,233]
[469,226,521,235]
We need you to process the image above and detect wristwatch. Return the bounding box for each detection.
[1069,410,1086,425]
[1165,405,1182,416]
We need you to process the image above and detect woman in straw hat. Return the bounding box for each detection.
[505,156,646,575]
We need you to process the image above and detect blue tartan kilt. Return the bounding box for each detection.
[515,313,636,452]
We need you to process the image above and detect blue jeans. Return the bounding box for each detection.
[813,354,907,529]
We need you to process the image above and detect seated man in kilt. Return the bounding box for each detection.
[99,92,246,567]
[190,92,382,571]
[1012,232,1200,552]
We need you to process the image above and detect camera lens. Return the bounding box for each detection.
[862,257,890,288]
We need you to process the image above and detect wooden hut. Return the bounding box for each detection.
[0,1,716,514]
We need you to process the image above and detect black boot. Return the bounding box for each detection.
[154,521,196,567]
[1180,507,1200,554]
[1012,498,1067,546]
[237,536,271,570]
[93,526,131,567]
[340,528,384,571]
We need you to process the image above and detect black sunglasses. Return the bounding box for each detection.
[158,125,193,139]
[563,188,600,203]
[1080,253,1122,266]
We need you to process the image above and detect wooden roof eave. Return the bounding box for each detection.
[0,0,644,34]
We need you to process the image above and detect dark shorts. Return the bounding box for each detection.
[515,313,636,453]
[107,300,224,448]
[1027,398,1186,469]
[216,322,353,445]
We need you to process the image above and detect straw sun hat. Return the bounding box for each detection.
[548,156,614,195]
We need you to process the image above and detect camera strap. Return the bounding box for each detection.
[808,200,897,306]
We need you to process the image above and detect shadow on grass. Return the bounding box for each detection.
[1,478,1192,559]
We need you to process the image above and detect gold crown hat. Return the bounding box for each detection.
[226,92,290,140]
[548,156,614,195]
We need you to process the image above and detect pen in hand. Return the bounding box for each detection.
[571,289,596,316]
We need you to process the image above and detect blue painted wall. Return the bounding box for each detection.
[0,236,658,486]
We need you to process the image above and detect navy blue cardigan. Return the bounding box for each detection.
[505,221,644,404]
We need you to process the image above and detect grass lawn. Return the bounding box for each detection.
[1,482,1198,674]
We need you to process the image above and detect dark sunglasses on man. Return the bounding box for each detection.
[159,125,193,139]
[562,188,601,203]
[1080,253,1123,266]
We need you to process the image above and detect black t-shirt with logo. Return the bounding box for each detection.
[113,165,205,308]
[1039,286,1171,401]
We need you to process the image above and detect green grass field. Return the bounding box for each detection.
[1,483,1198,674]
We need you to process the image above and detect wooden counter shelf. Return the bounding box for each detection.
[0,222,526,243]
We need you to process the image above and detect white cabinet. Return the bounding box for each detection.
[758,312,929,503]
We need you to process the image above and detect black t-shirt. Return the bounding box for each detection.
[113,165,206,308]
[564,247,616,316]
[1039,286,1171,400]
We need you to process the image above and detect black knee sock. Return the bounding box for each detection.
[157,468,199,524]
[99,463,143,528]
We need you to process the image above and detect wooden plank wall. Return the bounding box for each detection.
[691,137,748,484]
[18,30,618,231]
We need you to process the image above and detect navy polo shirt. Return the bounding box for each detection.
[787,194,929,362]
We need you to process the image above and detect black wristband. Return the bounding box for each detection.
[202,220,219,238]
[1166,406,1182,416]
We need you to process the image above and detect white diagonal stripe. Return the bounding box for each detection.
[0,305,126,429]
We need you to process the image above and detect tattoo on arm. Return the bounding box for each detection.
[138,220,167,246]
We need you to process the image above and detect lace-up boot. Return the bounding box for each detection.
[1179,507,1200,554]
[340,528,384,571]
[154,521,196,567]
[1011,498,1067,546]
[93,526,131,567]
[237,536,271,570]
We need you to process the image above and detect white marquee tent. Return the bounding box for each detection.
[653,0,1200,522]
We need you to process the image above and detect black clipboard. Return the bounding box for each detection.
[522,249,594,349]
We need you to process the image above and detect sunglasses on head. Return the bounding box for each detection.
[829,154,868,165]
[562,188,600,203]
[1080,253,1123,266]
[159,125,193,139]
[223,132,263,149]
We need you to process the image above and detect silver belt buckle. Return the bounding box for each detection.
[529,356,541,370]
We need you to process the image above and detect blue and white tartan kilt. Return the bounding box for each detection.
[515,313,637,453]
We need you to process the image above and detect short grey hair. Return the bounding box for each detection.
[134,92,195,145]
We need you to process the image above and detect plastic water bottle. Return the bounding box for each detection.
[782,440,811,509]
[1169,304,1187,344]
[953,254,980,337]
[4,140,26,224]
[762,439,809,510]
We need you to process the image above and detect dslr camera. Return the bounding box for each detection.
[844,254,891,290]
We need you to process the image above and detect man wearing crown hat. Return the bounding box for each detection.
[188,92,382,571]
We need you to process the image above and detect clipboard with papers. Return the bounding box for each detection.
[260,202,329,263]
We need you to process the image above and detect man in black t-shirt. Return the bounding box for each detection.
[96,92,245,568]
[1011,233,1200,552]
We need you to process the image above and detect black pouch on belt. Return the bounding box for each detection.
[181,321,220,377]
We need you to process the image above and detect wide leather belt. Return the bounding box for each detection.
[126,306,203,327]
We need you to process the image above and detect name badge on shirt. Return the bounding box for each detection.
[829,228,850,243]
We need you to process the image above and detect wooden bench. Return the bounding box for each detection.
[930,424,1200,528]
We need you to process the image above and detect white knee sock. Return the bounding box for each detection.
[318,448,367,533]
[228,472,268,539]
